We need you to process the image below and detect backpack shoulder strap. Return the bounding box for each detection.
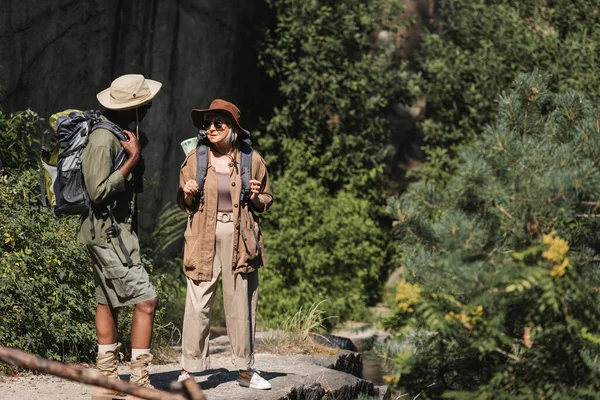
[195,133,210,204]
[239,138,253,204]
[91,118,128,170]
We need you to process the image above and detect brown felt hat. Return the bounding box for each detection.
[191,99,249,138]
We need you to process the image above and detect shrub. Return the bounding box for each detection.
[385,72,600,398]
[413,0,600,182]
[0,170,98,366]
[256,0,407,327]
[259,171,391,328]
[0,107,41,171]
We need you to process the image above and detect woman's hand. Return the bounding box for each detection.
[249,179,262,207]
[183,179,199,206]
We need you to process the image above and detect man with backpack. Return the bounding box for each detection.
[78,74,162,399]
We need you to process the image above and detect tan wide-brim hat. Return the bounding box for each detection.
[96,74,162,110]
[191,99,250,138]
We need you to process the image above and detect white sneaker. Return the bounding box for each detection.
[237,369,272,390]
[177,371,191,383]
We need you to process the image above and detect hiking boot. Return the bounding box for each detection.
[236,369,272,390]
[91,343,127,400]
[126,353,154,400]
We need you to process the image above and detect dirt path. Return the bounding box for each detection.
[0,335,384,400]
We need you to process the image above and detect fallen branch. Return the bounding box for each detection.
[0,346,205,400]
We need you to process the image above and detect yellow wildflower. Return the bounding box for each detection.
[396,279,422,312]
[542,231,569,263]
[471,305,484,317]
[550,257,569,279]
[542,231,570,280]
[445,305,483,330]
[445,311,473,329]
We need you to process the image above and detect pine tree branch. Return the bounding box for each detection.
[576,214,600,218]
[545,217,557,233]
[406,227,423,243]
[493,127,505,151]
[494,204,513,219]
[417,194,436,208]
[517,160,541,180]
[581,258,600,265]
[506,101,516,126]
[563,105,576,121]
[495,347,521,362]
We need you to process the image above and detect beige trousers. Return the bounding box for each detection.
[181,217,258,372]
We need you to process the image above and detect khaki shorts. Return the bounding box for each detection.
[87,243,157,308]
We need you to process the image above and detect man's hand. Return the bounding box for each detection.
[119,130,141,178]
[120,130,141,162]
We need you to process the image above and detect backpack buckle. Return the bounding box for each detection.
[105,223,121,238]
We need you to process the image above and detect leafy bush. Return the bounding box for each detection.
[259,171,391,327]
[256,0,406,327]
[413,0,600,182]
[0,170,98,366]
[0,107,41,171]
[258,0,409,192]
[385,72,600,398]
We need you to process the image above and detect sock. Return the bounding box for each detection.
[131,348,151,361]
[98,343,118,354]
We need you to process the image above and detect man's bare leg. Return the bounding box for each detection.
[96,304,118,344]
[131,297,158,349]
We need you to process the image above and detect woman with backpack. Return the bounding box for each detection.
[176,99,273,390]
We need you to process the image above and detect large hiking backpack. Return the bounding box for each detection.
[40,110,135,266]
[41,109,126,213]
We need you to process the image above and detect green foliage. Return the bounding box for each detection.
[257,0,405,327]
[413,0,600,182]
[259,169,391,327]
[0,170,97,366]
[258,0,408,193]
[0,107,41,171]
[385,72,600,398]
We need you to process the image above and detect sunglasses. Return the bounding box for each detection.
[202,119,228,131]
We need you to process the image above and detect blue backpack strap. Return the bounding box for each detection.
[195,132,210,204]
[238,138,260,255]
[239,138,253,204]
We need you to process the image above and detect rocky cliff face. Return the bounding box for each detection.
[0,0,270,235]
